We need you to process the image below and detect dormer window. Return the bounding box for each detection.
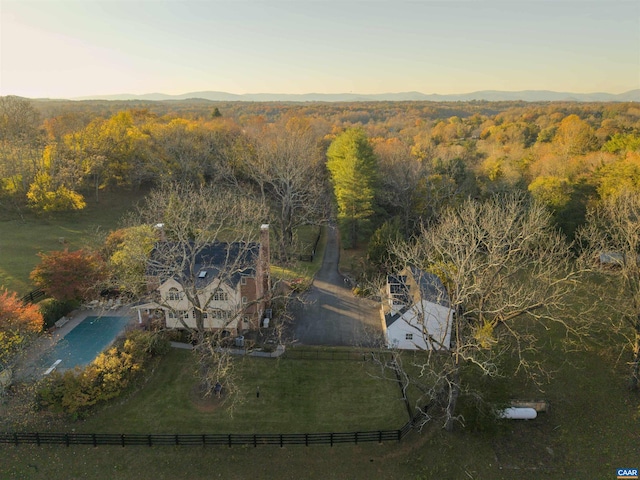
[198,270,208,279]
[213,289,228,302]
[166,288,183,301]
[388,275,409,306]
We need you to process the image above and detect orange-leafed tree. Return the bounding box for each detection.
[30,249,107,302]
[0,289,44,367]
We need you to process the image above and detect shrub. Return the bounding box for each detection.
[37,330,168,416]
[124,329,171,357]
[289,277,312,293]
[0,290,44,368]
[39,298,77,330]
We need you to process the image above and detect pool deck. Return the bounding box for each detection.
[13,306,136,381]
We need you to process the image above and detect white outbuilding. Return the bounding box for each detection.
[380,266,453,351]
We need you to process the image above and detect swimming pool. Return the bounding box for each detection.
[40,316,132,374]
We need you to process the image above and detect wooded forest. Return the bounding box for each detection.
[2,96,638,248]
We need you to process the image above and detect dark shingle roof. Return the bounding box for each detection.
[384,267,450,328]
[149,241,259,287]
[409,266,450,308]
[385,305,410,328]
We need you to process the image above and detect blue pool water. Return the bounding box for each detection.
[40,316,131,373]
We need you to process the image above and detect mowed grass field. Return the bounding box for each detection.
[1,340,638,480]
[76,348,409,434]
[0,189,147,295]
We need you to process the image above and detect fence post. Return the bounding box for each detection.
[253,434,257,448]
[330,433,333,447]
[36,433,40,446]
[228,434,232,447]
[279,434,283,448]
[378,431,382,443]
[305,433,308,446]
[121,434,125,447]
[13,433,18,446]
[93,434,97,447]
[148,435,152,447]
[65,433,69,447]
[175,434,179,446]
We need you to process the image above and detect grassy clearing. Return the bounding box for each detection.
[0,189,147,295]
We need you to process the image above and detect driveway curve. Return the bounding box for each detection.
[291,225,381,347]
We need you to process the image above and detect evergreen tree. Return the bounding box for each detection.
[326,128,377,248]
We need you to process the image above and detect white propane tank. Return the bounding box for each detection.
[498,407,537,420]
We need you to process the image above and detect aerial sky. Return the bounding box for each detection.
[1,0,638,99]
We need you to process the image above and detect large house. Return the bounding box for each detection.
[140,224,271,335]
[380,266,453,350]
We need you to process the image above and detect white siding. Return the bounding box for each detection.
[158,278,241,331]
[386,301,452,351]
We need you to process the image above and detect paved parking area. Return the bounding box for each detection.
[291,226,382,347]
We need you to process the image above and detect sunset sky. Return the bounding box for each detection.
[1,0,638,99]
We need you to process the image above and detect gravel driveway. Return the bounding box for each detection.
[291,225,381,347]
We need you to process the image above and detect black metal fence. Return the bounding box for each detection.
[298,228,322,262]
[0,424,413,448]
[20,288,46,304]
[283,349,394,362]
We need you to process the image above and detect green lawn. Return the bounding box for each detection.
[1,341,638,479]
[76,348,408,434]
[0,189,147,295]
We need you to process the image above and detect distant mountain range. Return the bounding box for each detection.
[71,89,639,103]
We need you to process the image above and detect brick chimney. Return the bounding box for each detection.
[154,223,166,241]
[257,224,270,301]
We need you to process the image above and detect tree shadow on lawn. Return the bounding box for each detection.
[491,416,563,472]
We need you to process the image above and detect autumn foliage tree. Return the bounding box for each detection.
[30,249,107,302]
[26,172,86,213]
[0,289,44,367]
[103,225,157,296]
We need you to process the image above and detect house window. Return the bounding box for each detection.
[212,309,231,320]
[168,311,177,319]
[240,276,247,285]
[242,296,248,304]
[179,310,189,320]
[166,288,183,301]
[243,316,250,326]
[405,333,413,340]
[203,311,209,319]
[213,289,228,302]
